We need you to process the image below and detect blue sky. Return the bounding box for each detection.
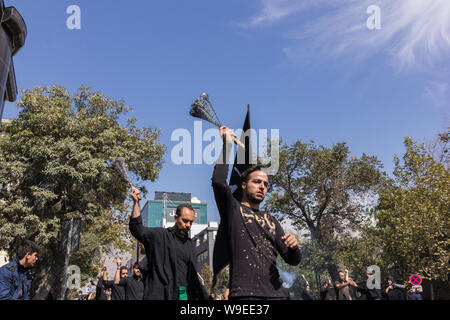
[3,0,449,223]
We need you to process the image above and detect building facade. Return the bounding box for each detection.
[0,1,27,119]
[134,191,213,263]
[192,222,218,271]
[140,192,208,229]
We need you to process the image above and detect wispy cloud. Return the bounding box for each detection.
[423,81,450,108]
[241,0,450,70]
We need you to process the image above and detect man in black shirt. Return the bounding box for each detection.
[320,279,336,300]
[128,188,207,300]
[356,268,383,300]
[212,126,301,300]
[102,259,127,300]
[114,260,144,300]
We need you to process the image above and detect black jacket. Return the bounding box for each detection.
[357,280,382,300]
[129,216,207,300]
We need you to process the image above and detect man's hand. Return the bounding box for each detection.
[130,186,141,203]
[219,126,236,144]
[115,257,122,268]
[101,261,107,272]
[281,233,298,249]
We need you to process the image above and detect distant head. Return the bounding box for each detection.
[174,204,195,238]
[132,262,141,278]
[338,271,345,281]
[17,239,40,268]
[386,277,394,286]
[241,165,269,208]
[120,266,128,278]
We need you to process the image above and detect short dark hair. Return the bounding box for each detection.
[175,204,194,217]
[120,266,128,273]
[17,239,40,260]
[240,165,268,185]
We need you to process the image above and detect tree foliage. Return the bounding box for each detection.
[0,86,165,298]
[375,136,449,282]
[264,140,385,279]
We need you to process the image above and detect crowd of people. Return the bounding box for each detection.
[0,127,427,301]
[300,269,424,300]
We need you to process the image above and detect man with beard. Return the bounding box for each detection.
[102,259,127,300]
[128,188,207,300]
[212,126,301,300]
[114,260,144,300]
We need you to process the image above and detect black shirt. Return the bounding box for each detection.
[212,162,301,299]
[174,234,190,287]
[118,275,144,300]
[320,284,336,300]
[103,280,125,300]
[94,277,108,300]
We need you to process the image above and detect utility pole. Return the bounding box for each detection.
[162,192,167,228]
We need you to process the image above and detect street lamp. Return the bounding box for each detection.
[0,0,27,119]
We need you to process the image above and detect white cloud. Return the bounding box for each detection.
[242,0,450,70]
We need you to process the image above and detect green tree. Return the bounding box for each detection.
[264,140,385,280]
[375,135,450,296]
[0,86,165,299]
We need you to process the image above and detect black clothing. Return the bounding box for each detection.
[384,277,405,300]
[357,279,383,300]
[94,276,108,300]
[384,286,405,300]
[301,290,314,300]
[103,280,125,300]
[212,161,301,299]
[320,284,336,300]
[117,274,144,300]
[173,235,190,287]
[129,216,207,300]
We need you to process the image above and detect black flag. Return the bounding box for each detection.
[212,105,253,286]
[228,105,253,201]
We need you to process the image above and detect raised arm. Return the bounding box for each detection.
[212,127,237,218]
[113,257,122,285]
[128,186,148,244]
[101,261,108,281]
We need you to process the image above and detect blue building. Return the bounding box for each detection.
[140,191,208,228]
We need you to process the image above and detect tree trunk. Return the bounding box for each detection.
[327,262,340,283]
[32,243,65,300]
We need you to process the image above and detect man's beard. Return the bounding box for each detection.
[248,192,264,205]
[177,228,188,238]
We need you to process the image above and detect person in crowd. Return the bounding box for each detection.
[334,269,358,300]
[320,279,336,300]
[114,259,144,300]
[412,287,423,300]
[128,188,207,300]
[0,239,40,300]
[301,280,314,300]
[211,126,301,300]
[102,258,127,300]
[383,276,406,300]
[356,268,383,300]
